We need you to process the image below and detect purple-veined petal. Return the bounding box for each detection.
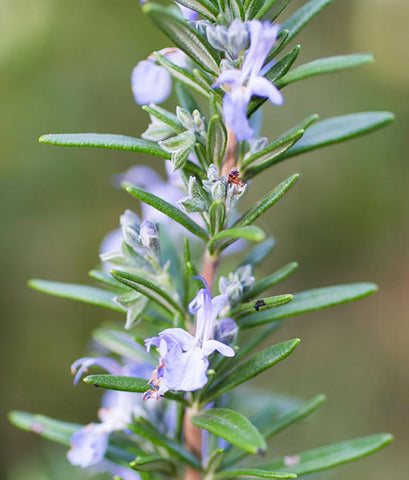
[67,424,109,468]
[131,60,172,105]
[71,357,122,385]
[249,75,283,105]
[202,339,235,357]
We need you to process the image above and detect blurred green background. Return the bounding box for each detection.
[1,0,408,478]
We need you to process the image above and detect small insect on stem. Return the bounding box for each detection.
[254,300,265,311]
[228,168,245,188]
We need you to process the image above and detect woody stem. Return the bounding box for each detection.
[183,129,238,480]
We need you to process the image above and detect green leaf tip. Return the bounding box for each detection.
[191,408,267,455]
[38,133,169,158]
[262,433,393,475]
[28,278,123,312]
[83,374,149,393]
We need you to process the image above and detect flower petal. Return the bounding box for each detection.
[202,339,235,357]
[249,76,283,105]
[212,69,244,89]
[223,90,254,141]
[131,60,171,105]
[67,424,109,468]
[71,357,122,385]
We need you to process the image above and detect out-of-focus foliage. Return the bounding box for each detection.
[1,0,408,478]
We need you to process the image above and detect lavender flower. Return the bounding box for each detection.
[67,358,151,468]
[132,48,187,105]
[144,277,235,398]
[213,20,283,141]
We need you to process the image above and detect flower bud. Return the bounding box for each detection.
[139,220,160,257]
[215,317,238,345]
[120,210,141,249]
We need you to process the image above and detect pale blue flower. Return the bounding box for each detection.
[68,358,151,468]
[144,277,235,398]
[213,20,283,141]
[132,49,187,105]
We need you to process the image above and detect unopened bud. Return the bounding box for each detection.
[140,220,160,257]
[120,210,141,249]
[215,317,238,345]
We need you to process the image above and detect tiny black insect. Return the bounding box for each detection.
[254,300,265,311]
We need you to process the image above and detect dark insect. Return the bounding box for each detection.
[228,168,244,187]
[254,300,265,311]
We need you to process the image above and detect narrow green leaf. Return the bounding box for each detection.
[262,433,393,475]
[183,237,197,306]
[39,133,170,159]
[204,339,300,403]
[230,322,283,366]
[276,54,374,89]
[143,3,219,74]
[175,82,201,113]
[130,454,175,474]
[159,130,196,169]
[129,418,202,469]
[239,238,275,267]
[9,411,79,446]
[242,132,303,173]
[142,104,183,133]
[209,200,226,236]
[260,394,326,439]
[216,469,296,479]
[124,183,209,241]
[88,270,128,292]
[239,283,377,329]
[9,412,139,461]
[224,395,326,468]
[268,28,290,59]
[28,279,123,312]
[110,270,183,315]
[227,0,245,21]
[207,448,225,474]
[155,52,210,98]
[234,175,299,226]
[84,374,148,392]
[277,112,395,160]
[267,45,301,82]
[281,0,335,46]
[192,408,266,454]
[232,294,294,318]
[253,0,281,19]
[209,226,266,253]
[245,262,299,300]
[175,0,218,21]
[207,114,228,168]
[92,328,152,361]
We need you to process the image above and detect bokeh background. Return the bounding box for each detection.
[1,0,408,478]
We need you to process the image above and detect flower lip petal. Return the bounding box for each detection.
[248,75,284,105]
[202,339,235,357]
